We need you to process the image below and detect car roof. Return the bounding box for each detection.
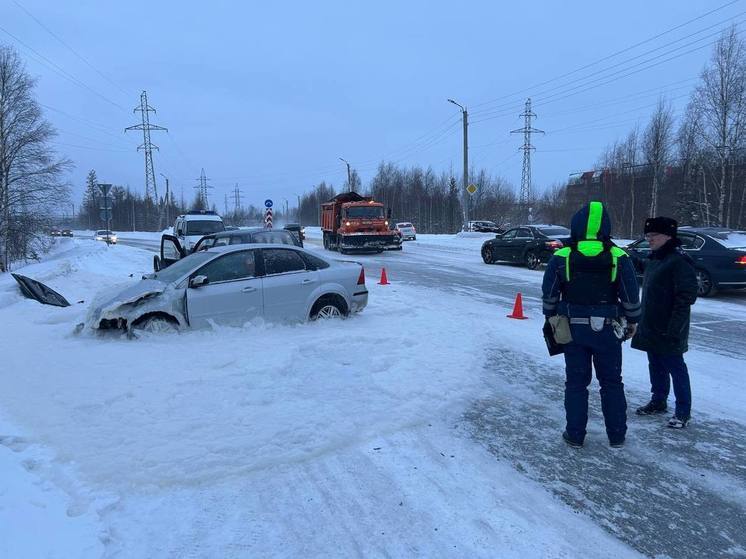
[205,243,306,254]
[210,228,290,238]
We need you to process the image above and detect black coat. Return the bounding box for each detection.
[631,239,698,355]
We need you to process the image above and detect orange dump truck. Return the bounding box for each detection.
[321,191,401,253]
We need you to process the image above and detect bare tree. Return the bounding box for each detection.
[642,98,674,217]
[692,26,746,226]
[0,44,71,271]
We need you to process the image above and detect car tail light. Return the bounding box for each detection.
[357,267,366,285]
[546,240,563,250]
[736,255,746,265]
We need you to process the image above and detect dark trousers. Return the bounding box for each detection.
[563,325,627,443]
[647,352,691,419]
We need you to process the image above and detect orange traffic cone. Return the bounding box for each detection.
[507,292,528,319]
[378,268,390,285]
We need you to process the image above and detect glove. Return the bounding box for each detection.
[623,323,637,341]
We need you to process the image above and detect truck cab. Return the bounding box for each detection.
[173,210,225,253]
[321,192,399,253]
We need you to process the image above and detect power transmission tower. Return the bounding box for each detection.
[511,98,544,224]
[233,183,243,212]
[125,91,167,228]
[224,193,229,216]
[194,168,213,208]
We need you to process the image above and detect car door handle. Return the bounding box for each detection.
[242,286,257,293]
[302,278,316,285]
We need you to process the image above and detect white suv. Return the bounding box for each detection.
[395,222,416,240]
[173,210,225,252]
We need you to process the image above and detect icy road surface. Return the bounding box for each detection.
[1,234,744,558]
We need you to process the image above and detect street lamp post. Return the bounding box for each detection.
[293,193,301,224]
[447,98,469,228]
[339,157,352,192]
[159,173,171,225]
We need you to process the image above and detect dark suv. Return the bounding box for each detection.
[625,227,746,297]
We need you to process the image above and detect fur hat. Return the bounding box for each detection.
[644,216,677,237]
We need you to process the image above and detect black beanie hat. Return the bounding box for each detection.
[644,216,677,237]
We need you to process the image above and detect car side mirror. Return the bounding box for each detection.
[189,275,209,288]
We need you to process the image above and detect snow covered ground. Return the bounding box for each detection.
[1,234,745,557]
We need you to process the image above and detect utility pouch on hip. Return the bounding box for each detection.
[590,316,605,332]
[548,315,573,344]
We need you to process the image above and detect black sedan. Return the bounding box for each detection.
[481,225,570,270]
[625,227,746,297]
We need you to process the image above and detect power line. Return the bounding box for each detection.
[11,0,132,98]
[0,24,128,111]
[471,0,742,112]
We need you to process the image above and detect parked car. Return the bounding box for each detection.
[94,230,117,244]
[86,244,368,334]
[481,225,570,270]
[61,229,74,237]
[395,222,417,240]
[465,220,504,234]
[283,223,305,245]
[50,229,61,237]
[154,228,302,271]
[625,227,746,297]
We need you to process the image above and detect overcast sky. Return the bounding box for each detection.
[1,0,739,215]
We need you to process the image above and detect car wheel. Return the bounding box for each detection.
[695,269,717,297]
[481,245,494,264]
[310,296,346,320]
[524,251,540,270]
[133,315,179,334]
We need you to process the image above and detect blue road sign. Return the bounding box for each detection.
[265,199,273,208]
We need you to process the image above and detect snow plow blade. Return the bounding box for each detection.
[11,273,71,307]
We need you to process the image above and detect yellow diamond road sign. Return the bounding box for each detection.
[466,184,477,194]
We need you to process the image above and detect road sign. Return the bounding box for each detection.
[264,208,273,229]
[98,183,112,196]
[265,199,273,208]
[99,210,112,222]
[466,184,477,195]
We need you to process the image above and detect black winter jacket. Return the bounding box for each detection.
[631,239,698,355]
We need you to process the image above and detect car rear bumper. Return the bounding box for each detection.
[351,290,368,312]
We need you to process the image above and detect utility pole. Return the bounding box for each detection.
[125,91,167,229]
[339,157,352,191]
[511,98,544,224]
[294,193,301,224]
[448,99,468,227]
[160,173,171,225]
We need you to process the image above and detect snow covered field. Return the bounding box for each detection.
[1,235,745,557]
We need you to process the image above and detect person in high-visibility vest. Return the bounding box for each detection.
[542,201,641,448]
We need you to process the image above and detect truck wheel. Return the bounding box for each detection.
[323,234,329,250]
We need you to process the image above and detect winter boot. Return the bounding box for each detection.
[562,431,583,448]
[636,400,667,416]
[667,416,689,429]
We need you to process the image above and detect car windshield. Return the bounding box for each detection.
[346,206,384,219]
[538,227,570,237]
[186,220,225,235]
[398,223,412,228]
[251,231,297,245]
[96,230,113,235]
[154,252,214,283]
[710,231,746,249]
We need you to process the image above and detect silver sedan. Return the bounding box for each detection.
[86,244,368,333]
